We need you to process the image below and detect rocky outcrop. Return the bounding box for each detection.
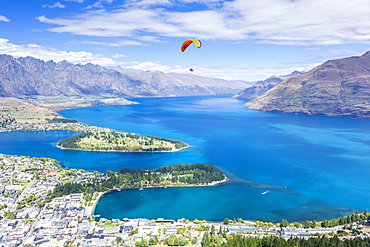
[0,54,247,98]
[245,51,370,119]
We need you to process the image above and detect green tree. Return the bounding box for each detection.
[164,237,174,246]
[4,211,16,219]
[223,218,230,225]
[281,219,289,227]
[148,237,158,246]
[304,220,312,228]
[201,232,211,247]
[116,236,123,244]
[135,238,148,247]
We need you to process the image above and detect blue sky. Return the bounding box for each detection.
[1,0,370,81]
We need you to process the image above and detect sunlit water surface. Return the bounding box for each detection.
[1,95,370,222]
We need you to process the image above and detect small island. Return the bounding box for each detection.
[57,130,188,152]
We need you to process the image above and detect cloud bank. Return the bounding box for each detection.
[0,38,119,66]
[36,0,370,45]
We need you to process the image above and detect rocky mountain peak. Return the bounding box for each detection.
[0,54,248,98]
[244,51,370,119]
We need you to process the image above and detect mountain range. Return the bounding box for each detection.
[2,52,370,119]
[0,54,247,98]
[233,71,303,101]
[243,51,370,119]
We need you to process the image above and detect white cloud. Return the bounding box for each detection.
[63,0,84,3]
[0,15,10,22]
[85,0,115,9]
[124,0,222,7]
[43,2,66,8]
[123,0,172,8]
[179,0,222,2]
[225,0,370,45]
[85,0,114,9]
[136,36,164,42]
[35,0,370,45]
[81,39,147,46]
[85,2,104,9]
[186,65,309,82]
[127,61,173,71]
[113,53,127,58]
[125,60,313,82]
[306,47,322,51]
[0,38,121,66]
[35,9,177,37]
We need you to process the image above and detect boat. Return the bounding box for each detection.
[139,188,144,191]
[261,191,269,195]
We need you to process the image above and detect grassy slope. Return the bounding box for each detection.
[0,97,62,123]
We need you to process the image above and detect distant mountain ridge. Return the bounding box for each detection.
[0,54,247,98]
[245,51,370,119]
[233,71,304,101]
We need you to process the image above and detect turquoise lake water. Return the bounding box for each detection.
[1,95,370,222]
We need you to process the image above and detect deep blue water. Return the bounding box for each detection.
[1,95,370,222]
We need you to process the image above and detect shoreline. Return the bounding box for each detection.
[87,176,229,217]
[85,192,104,217]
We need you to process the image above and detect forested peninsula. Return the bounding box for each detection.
[49,163,227,199]
[57,130,188,152]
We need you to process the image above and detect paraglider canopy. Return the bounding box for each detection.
[181,39,201,52]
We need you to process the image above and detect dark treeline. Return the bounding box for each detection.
[51,182,86,198]
[117,163,225,185]
[48,118,78,123]
[216,235,370,247]
[48,163,226,201]
[58,132,91,148]
[152,163,225,184]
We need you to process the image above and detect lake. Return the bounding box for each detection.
[1,95,370,222]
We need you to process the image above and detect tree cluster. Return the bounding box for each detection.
[218,235,370,247]
[300,210,370,229]
[48,118,77,123]
[58,132,91,149]
[49,182,86,198]
[152,163,225,184]
[201,225,228,247]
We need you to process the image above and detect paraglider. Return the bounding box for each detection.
[181,39,201,72]
[181,39,201,52]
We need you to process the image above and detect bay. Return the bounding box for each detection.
[1,95,370,222]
